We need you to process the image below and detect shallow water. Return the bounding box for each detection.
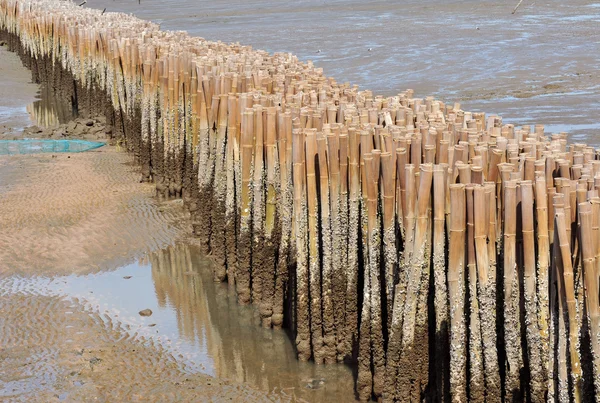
[27,86,77,128]
[82,0,600,144]
[0,46,75,133]
[1,244,357,401]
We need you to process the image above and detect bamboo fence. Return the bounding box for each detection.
[3,0,600,400]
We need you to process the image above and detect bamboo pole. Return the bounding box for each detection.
[331,129,348,362]
[521,180,546,402]
[398,163,433,401]
[465,184,484,402]
[534,173,551,386]
[474,185,501,402]
[555,195,583,402]
[448,183,467,402]
[579,202,600,397]
[237,107,254,306]
[260,106,279,328]
[381,151,397,339]
[345,126,360,362]
[317,134,336,363]
[272,109,292,329]
[212,93,228,281]
[305,129,324,364]
[503,179,522,401]
[225,94,239,287]
[251,105,266,305]
[551,194,567,402]
[293,128,311,361]
[433,165,450,402]
[357,151,374,401]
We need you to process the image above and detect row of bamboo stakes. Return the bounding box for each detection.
[3,0,600,401]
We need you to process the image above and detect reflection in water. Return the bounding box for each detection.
[26,86,75,128]
[149,244,356,401]
[4,244,358,400]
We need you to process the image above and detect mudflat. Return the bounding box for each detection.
[0,146,285,401]
[0,46,281,399]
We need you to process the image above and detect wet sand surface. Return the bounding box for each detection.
[1,244,355,401]
[83,0,600,144]
[0,146,289,401]
[0,148,187,276]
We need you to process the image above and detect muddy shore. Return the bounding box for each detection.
[0,41,355,401]
[2,1,600,400]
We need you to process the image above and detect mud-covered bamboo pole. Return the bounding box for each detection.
[398,163,433,401]
[237,108,254,305]
[503,179,522,401]
[212,93,228,281]
[260,106,279,328]
[317,134,336,363]
[251,105,266,305]
[305,129,324,364]
[344,127,360,362]
[293,128,311,361]
[448,183,467,402]
[552,193,569,402]
[225,95,239,287]
[474,184,500,402]
[271,109,292,329]
[385,161,416,400]
[555,194,583,402]
[331,129,348,361]
[381,151,397,342]
[521,180,546,402]
[433,164,450,402]
[534,173,551,385]
[465,184,484,402]
[357,151,374,401]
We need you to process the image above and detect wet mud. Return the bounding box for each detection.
[0,244,357,402]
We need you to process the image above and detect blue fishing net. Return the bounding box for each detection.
[0,139,105,155]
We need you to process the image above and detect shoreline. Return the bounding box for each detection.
[2,0,600,400]
[0,38,356,402]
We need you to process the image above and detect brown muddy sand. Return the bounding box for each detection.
[0,146,273,401]
[1,243,356,402]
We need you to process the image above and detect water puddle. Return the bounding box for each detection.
[2,244,357,401]
[27,86,77,128]
[0,139,104,155]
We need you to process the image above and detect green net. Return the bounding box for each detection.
[0,139,105,155]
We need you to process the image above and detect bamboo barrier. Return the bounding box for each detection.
[4,1,600,400]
